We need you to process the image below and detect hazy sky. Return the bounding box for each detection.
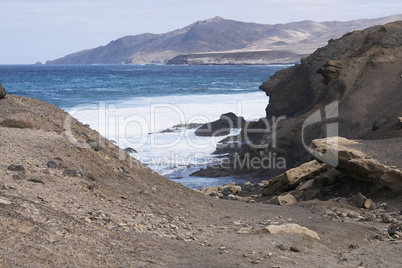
[1,0,401,64]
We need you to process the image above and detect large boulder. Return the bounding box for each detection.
[195,112,246,137]
[0,83,6,99]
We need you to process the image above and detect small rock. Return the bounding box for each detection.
[256,223,320,240]
[120,166,130,173]
[62,169,77,177]
[388,222,402,236]
[219,246,227,250]
[12,175,23,180]
[277,244,285,251]
[28,179,45,184]
[237,228,250,234]
[87,139,101,151]
[278,194,297,206]
[290,246,301,253]
[363,199,374,209]
[382,214,394,223]
[46,161,58,169]
[297,179,314,191]
[349,192,367,208]
[347,212,359,219]
[0,198,12,205]
[7,164,25,172]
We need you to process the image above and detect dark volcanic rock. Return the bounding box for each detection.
[7,164,25,172]
[0,83,6,99]
[255,22,402,171]
[195,112,246,137]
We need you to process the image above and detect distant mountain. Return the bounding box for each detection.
[46,14,402,65]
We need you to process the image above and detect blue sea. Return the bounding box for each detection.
[0,64,288,188]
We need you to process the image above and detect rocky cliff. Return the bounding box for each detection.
[46,15,402,64]
[193,21,402,178]
[258,21,402,168]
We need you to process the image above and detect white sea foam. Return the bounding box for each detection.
[68,91,268,180]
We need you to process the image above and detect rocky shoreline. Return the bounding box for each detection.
[1,21,402,267]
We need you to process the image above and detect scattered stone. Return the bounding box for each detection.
[255,223,320,240]
[237,228,250,234]
[7,164,25,172]
[46,161,58,169]
[381,214,394,223]
[87,139,101,151]
[28,179,45,184]
[120,166,130,173]
[388,222,402,237]
[222,185,241,195]
[0,198,12,205]
[290,246,301,253]
[349,192,367,208]
[297,179,314,191]
[12,175,23,180]
[347,212,360,219]
[363,199,375,209]
[277,194,297,206]
[63,169,77,177]
[0,83,6,99]
[277,244,285,251]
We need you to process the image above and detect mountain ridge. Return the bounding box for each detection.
[46,14,402,64]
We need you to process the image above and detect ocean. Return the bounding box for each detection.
[0,64,289,188]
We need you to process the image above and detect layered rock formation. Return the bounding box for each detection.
[260,21,402,168]
[196,21,402,178]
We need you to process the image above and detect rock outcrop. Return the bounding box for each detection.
[310,137,402,192]
[0,83,6,99]
[259,136,402,208]
[200,21,402,178]
[195,112,246,137]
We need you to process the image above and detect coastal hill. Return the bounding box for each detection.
[46,15,402,65]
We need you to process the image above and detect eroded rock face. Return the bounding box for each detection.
[253,22,402,172]
[0,83,6,99]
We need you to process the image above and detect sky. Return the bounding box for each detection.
[1,0,401,64]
